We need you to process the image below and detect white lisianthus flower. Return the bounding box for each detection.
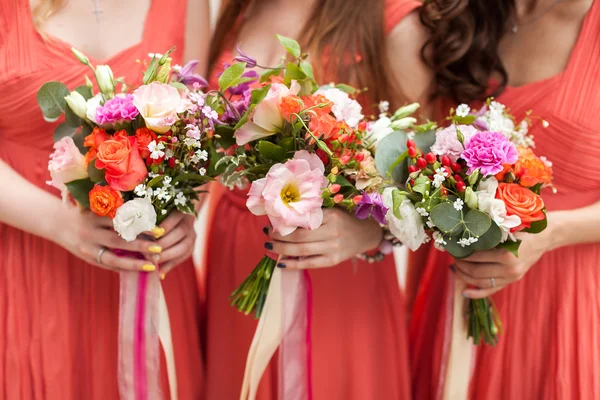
[390,117,417,130]
[382,188,427,251]
[113,198,157,242]
[367,117,394,148]
[315,87,363,128]
[95,65,115,98]
[392,102,420,119]
[64,91,88,119]
[85,94,102,123]
[476,177,522,242]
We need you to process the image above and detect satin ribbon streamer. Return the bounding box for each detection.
[240,268,313,400]
[116,250,178,400]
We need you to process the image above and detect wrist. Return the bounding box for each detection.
[545,211,568,251]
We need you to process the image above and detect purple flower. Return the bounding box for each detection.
[355,192,388,225]
[229,70,259,95]
[461,131,518,176]
[222,88,252,123]
[95,94,139,125]
[233,44,258,68]
[174,60,209,87]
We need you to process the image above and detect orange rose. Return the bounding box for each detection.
[85,147,98,166]
[95,134,148,191]
[514,147,553,187]
[89,184,124,218]
[496,183,546,230]
[135,128,157,159]
[494,164,512,181]
[280,95,303,122]
[84,127,110,150]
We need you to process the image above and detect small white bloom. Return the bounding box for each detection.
[416,207,429,217]
[433,168,448,188]
[148,172,159,179]
[113,198,157,242]
[199,167,207,176]
[154,187,169,201]
[134,184,147,197]
[453,198,464,211]
[406,131,415,140]
[189,92,205,107]
[433,231,447,246]
[148,52,164,59]
[184,138,201,148]
[196,149,208,161]
[381,188,428,251]
[161,209,167,215]
[426,218,435,229]
[378,100,390,113]
[163,176,172,189]
[174,192,186,206]
[148,140,166,160]
[542,120,550,128]
[172,64,182,73]
[165,149,174,160]
[456,104,470,118]
[186,124,201,139]
[202,105,218,120]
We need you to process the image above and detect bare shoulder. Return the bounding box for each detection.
[386,10,434,111]
[184,0,211,74]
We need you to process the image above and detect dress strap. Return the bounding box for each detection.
[384,0,421,35]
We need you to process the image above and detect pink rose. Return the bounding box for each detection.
[47,137,89,202]
[247,150,327,236]
[132,82,182,134]
[431,124,478,162]
[235,81,301,146]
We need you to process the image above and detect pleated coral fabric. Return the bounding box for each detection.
[410,3,600,399]
[201,1,421,399]
[0,1,204,399]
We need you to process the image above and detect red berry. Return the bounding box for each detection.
[329,184,341,194]
[416,157,427,169]
[426,152,437,164]
[333,194,344,204]
[408,147,418,158]
[444,166,453,176]
[453,174,463,183]
[409,179,415,186]
[441,155,451,166]
[441,187,449,196]
[168,158,176,168]
[352,195,363,205]
[408,165,418,174]
[406,139,416,149]
[354,152,365,163]
[451,162,462,173]
[339,155,351,165]
[456,181,467,192]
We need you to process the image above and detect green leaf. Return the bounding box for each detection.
[37,81,70,122]
[523,213,548,234]
[278,136,296,152]
[170,82,187,91]
[463,209,492,237]
[52,123,79,142]
[258,141,287,162]
[218,62,247,92]
[333,84,358,95]
[65,179,95,208]
[412,175,431,197]
[276,34,301,58]
[87,160,105,183]
[323,197,334,208]
[497,239,522,257]
[331,174,354,188]
[251,84,271,104]
[299,61,315,80]
[74,85,93,100]
[443,235,475,259]
[430,202,464,235]
[283,62,307,86]
[214,124,237,148]
[260,68,282,83]
[65,105,81,127]
[146,175,165,188]
[453,115,477,125]
[471,222,503,252]
[173,173,212,185]
[392,189,406,220]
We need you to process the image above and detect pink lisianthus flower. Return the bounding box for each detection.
[461,131,518,176]
[95,94,139,125]
[246,150,328,236]
[431,124,478,162]
[47,137,89,202]
[235,81,301,146]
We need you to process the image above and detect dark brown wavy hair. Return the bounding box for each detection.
[420,0,516,104]
[210,0,403,108]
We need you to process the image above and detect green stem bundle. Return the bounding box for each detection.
[229,255,277,319]
[467,298,503,346]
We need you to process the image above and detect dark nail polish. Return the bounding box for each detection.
[262,227,269,235]
[277,263,286,269]
[449,264,456,272]
[264,242,273,250]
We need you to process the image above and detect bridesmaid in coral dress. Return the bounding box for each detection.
[0,0,209,398]
[201,0,429,399]
[409,0,600,399]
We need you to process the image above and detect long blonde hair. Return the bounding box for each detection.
[32,0,67,28]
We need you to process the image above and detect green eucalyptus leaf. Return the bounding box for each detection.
[443,235,475,259]
[37,81,70,122]
[74,85,93,100]
[430,202,464,235]
[497,239,522,257]
[258,141,287,162]
[65,105,82,127]
[471,222,503,251]
[218,62,247,92]
[87,160,105,183]
[463,209,492,237]
[65,178,95,208]
[52,123,79,142]
[276,34,301,58]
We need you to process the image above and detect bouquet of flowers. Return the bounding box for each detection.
[207,36,387,319]
[38,48,211,400]
[375,99,553,345]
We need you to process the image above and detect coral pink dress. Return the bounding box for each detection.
[0,1,204,399]
[202,1,420,399]
[410,3,600,399]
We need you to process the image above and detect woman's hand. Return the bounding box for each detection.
[151,211,197,276]
[58,209,160,272]
[265,208,383,269]
[452,230,554,299]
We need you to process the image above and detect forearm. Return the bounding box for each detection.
[547,200,600,250]
[0,159,70,243]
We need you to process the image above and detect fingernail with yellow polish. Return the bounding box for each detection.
[142,264,156,272]
[152,226,166,239]
[148,245,162,254]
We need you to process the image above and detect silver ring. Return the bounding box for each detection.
[97,247,108,264]
[490,277,496,288]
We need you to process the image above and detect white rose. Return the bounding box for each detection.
[367,117,394,148]
[85,94,102,123]
[382,188,427,251]
[113,198,157,242]
[64,91,88,119]
[133,82,183,134]
[475,177,521,242]
[315,87,363,128]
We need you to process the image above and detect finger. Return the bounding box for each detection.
[279,255,337,269]
[159,212,186,235]
[89,245,157,272]
[267,239,330,258]
[157,235,194,265]
[156,223,191,251]
[463,248,512,264]
[160,256,189,277]
[450,265,507,289]
[462,286,505,299]
[95,229,158,255]
[453,261,506,279]
[268,226,331,243]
